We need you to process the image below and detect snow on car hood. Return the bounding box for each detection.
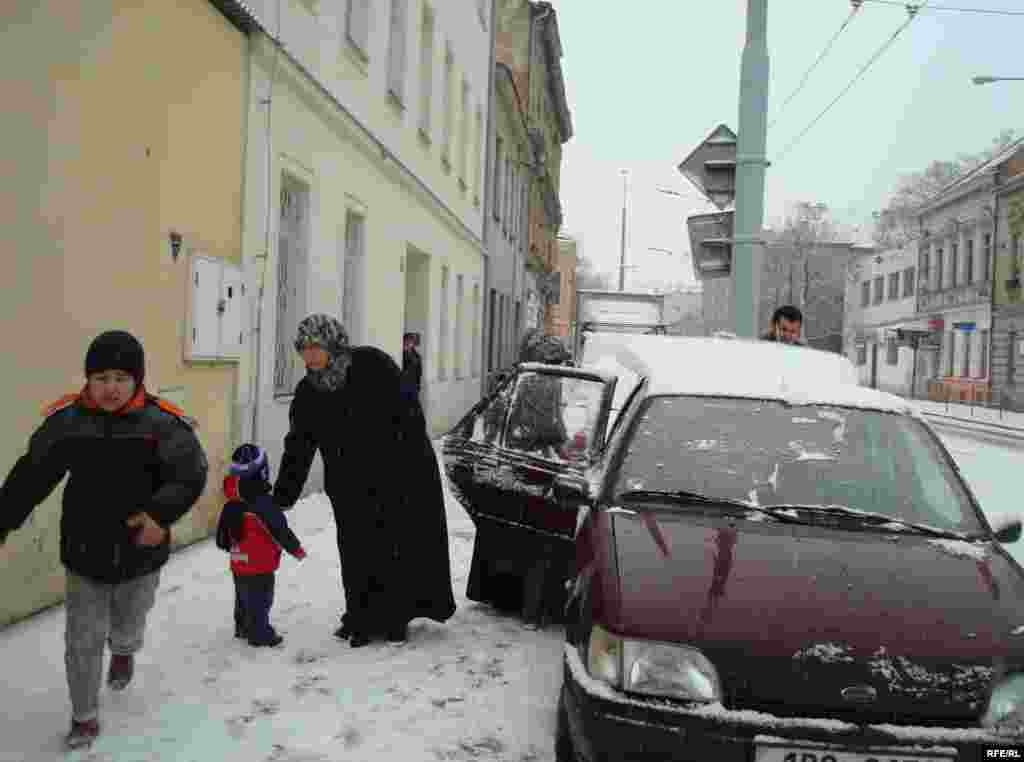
[605,510,1024,718]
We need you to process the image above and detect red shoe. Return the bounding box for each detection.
[66,718,100,749]
[108,654,134,691]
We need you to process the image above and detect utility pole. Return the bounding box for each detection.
[733,0,769,337]
[618,169,629,291]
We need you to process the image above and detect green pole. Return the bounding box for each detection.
[733,0,769,338]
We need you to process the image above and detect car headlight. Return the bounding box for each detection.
[983,673,1024,735]
[586,624,721,702]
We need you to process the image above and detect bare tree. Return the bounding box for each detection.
[873,129,1020,249]
[775,201,842,309]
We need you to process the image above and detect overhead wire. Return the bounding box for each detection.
[857,0,1024,16]
[773,3,927,163]
[768,2,863,130]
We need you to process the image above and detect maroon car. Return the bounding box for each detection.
[445,335,1024,762]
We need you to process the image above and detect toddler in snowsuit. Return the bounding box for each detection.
[216,444,306,647]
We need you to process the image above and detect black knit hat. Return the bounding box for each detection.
[84,331,145,386]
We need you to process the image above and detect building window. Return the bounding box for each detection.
[473,107,483,205]
[487,288,497,373]
[856,344,867,366]
[860,280,870,308]
[418,5,434,135]
[439,265,449,381]
[342,209,365,346]
[903,266,915,297]
[472,283,480,377]
[888,272,900,300]
[946,331,955,377]
[441,45,454,167]
[983,233,992,281]
[492,136,503,222]
[458,80,470,188]
[920,252,930,286]
[965,238,974,285]
[935,248,944,290]
[454,274,464,379]
[950,242,959,288]
[962,331,971,378]
[886,336,898,366]
[346,0,372,60]
[980,329,989,377]
[386,0,408,104]
[274,174,310,396]
[873,276,884,305]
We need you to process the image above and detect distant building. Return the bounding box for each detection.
[844,247,922,395]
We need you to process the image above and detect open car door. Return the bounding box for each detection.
[442,364,616,540]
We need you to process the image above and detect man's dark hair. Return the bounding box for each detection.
[771,305,803,325]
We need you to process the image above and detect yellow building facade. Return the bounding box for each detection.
[0,0,247,625]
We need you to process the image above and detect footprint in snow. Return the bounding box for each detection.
[265,743,330,762]
[292,673,330,697]
[337,727,362,749]
[293,648,328,666]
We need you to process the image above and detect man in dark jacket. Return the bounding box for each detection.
[0,330,208,749]
[272,314,456,647]
[762,304,805,345]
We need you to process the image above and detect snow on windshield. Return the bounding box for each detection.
[613,397,984,534]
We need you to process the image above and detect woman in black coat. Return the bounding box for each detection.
[272,314,456,647]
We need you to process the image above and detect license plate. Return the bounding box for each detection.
[755,739,956,762]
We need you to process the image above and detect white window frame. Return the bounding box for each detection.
[274,173,311,396]
[473,107,483,206]
[418,5,434,136]
[459,80,471,189]
[903,266,915,298]
[441,45,454,168]
[342,209,366,346]
[455,274,464,379]
[472,283,480,377]
[346,0,372,60]
[386,0,408,105]
[439,265,450,381]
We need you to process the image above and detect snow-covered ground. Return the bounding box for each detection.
[2,433,1023,761]
[0,451,564,762]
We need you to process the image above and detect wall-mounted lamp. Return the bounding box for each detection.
[169,231,183,262]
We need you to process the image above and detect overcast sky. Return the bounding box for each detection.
[550,0,1024,289]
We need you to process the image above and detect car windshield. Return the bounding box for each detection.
[612,396,985,535]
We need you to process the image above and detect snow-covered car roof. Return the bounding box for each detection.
[579,334,921,416]
[516,361,618,385]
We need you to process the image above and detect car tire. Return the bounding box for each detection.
[555,687,576,762]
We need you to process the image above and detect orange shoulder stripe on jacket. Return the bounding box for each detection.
[154,397,187,418]
[41,393,81,418]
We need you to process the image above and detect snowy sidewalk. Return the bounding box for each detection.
[907,398,1024,440]
[0,451,564,762]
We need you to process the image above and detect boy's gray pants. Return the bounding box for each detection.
[65,570,161,722]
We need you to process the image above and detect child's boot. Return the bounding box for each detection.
[66,718,100,749]
[108,654,134,691]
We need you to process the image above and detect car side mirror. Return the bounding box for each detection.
[993,517,1023,544]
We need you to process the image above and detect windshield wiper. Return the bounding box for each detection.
[759,504,972,540]
[616,489,759,512]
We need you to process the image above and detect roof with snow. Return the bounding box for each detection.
[578,334,920,414]
[925,135,1024,210]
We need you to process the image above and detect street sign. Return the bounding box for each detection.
[953,321,976,332]
[677,124,737,211]
[686,210,734,279]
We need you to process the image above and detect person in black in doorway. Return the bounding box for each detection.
[272,314,456,647]
[762,305,805,345]
[400,332,422,405]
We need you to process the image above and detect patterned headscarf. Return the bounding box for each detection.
[518,328,572,365]
[294,314,352,392]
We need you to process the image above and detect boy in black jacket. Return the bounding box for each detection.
[0,330,208,749]
[216,444,305,647]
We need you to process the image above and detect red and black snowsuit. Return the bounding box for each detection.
[216,476,305,644]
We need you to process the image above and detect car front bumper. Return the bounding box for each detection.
[561,644,1023,762]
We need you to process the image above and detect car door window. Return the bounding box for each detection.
[466,375,514,445]
[504,372,609,463]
